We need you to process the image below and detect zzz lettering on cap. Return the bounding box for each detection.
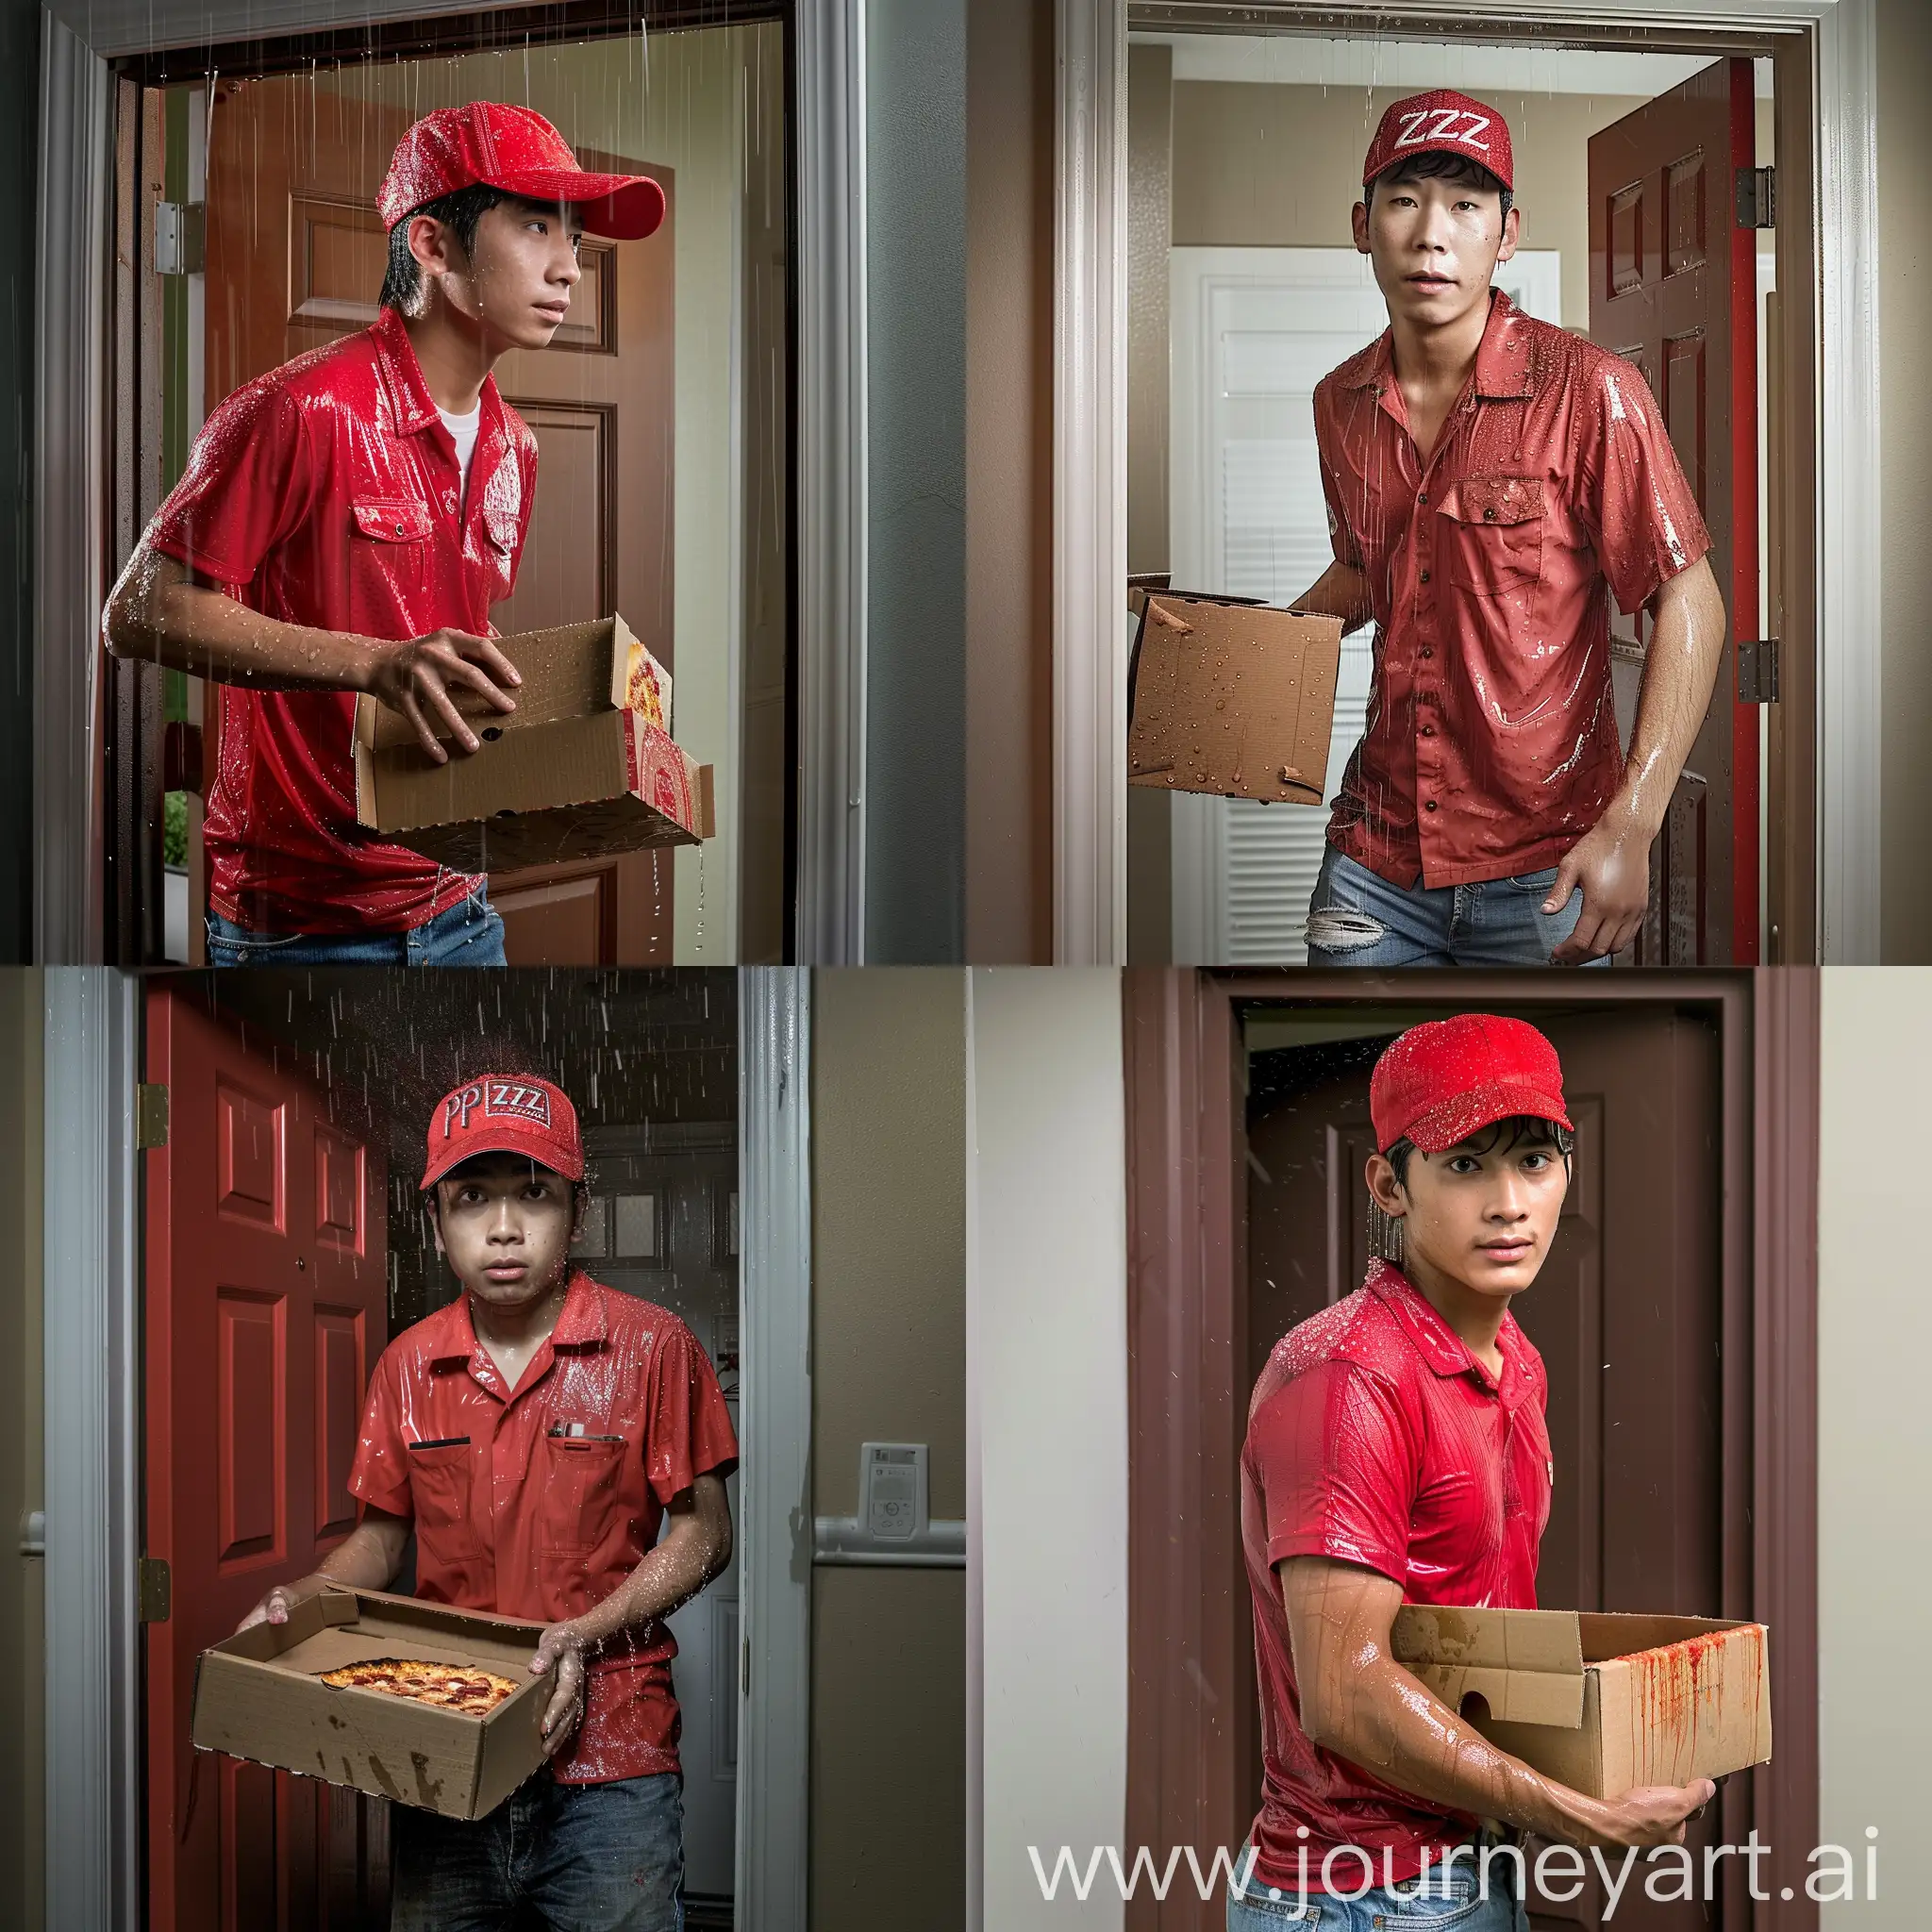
[1393,106,1492,154]
[484,1079,552,1127]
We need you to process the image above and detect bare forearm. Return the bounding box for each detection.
[1311,1657,1612,1845]
[1615,557,1726,839]
[572,1519,731,1652]
[1291,560,1374,631]
[298,1521,406,1593]
[105,552,377,693]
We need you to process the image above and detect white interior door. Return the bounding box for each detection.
[1168,246,1561,963]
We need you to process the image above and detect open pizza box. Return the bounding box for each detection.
[353,612,714,874]
[191,1586,554,1818]
[1126,589,1343,808]
[1391,1607,1773,1801]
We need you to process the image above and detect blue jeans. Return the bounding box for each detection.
[1227,1843,1530,1931]
[1305,846,1610,969]
[390,1771,685,1932]
[206,889,506,968]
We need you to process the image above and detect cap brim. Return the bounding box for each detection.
[1402,1082,1572,1155]
[420,1139,585,1191]
[490,167,666,240]
[1366,143,1513,193]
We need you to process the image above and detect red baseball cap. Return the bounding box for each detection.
[1370,1015,1570,1155]
[1361,90,1514,195]
[421,1074,585,1191]
[377,104,666,241]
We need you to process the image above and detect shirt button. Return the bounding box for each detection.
[394,521,405,535]
[1485,508,1498,521]
[1424,799,1439,812]
[1422,724,1436,737]
[1420,570,1431,584]
[1420,646,1435,660]
[1418,491,1428,505]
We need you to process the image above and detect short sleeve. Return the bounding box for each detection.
[147,379,316,589]
[346,1346,414,1519]
[642,1319,741,1506]
[1316,407,1365,572]
[1576,355,1712,616]
[1247,1360,1420,1585]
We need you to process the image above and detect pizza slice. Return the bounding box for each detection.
[320,1657,520,1716]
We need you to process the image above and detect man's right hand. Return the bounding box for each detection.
[1582,1778,1717,1848]
[367,629,524,761]
[235,1575,325,1635]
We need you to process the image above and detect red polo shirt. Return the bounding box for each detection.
[348,1271,739,1785]
[146,307,540,934]
[1240,1260,1553,1890]
[1315,289,1711,890]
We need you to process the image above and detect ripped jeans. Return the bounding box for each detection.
[1305,846,1609,969]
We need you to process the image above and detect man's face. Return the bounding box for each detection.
[1374,1124,1568,1301]
[1353,169,1518,333]
[414,197,586,352]
[430,1152,581,1311]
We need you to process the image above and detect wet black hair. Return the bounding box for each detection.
[1385,1113,1572,1191]
[1367,149,1514,225]
[379,181,509,314]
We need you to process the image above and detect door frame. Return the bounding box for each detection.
[1120,966,1820,1932]
[33,0,869,967]
[1062,0,1876,965]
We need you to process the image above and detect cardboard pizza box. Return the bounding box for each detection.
[1391,1607,1772,1800]
[353,613,711,872]
[191,1586,554,1819]
[1126,592,1342,808]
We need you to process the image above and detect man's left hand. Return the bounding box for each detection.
[531,1622,590,1757]
[1543,805,1655,965]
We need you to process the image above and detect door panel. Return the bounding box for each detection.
[145,987,391,1932]
[203,75,675,961]
[1244,1008,1725,1930]
[1589,59,1759,964]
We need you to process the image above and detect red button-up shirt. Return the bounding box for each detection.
[147,307,540,934]
[348,1271,740,1785]
[1316,290,1711,889]
[1241,1260,1554,1889]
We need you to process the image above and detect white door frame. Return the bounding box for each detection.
[1058,0,1882,965]
[32,0,868,966]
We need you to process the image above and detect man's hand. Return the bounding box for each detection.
[1582,1780,1718,1849]
[367,630,524,761]
[531,1622,590,1757]
[236,1574,326,1634]
[1542,802,1652,964]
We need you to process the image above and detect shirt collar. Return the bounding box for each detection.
[1339,287,1531,403]
[1365,1258,1528,1400]
[369,305,507,441]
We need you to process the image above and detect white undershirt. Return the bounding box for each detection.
[439,403,483,503]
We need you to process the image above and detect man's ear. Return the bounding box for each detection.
[1351,198,1372,256]
[1364,1150,1408,1222]
[407,212,459,283]
[425,1193,447,1260]
[1494,201,1522,265]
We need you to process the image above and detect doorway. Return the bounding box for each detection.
[1120,969,1821,1932]
[1133,31,1788,968]
[140,968,758,1930]
[110,14,791,969]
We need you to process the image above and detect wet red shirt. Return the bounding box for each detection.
[147,307,539,933]
[1240,1260,1553,1889]
[348,1271,740,1785]
[1315,290,1711,888]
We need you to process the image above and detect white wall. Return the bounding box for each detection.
[1816,970,1932,1924]
[968,968,1130,1929]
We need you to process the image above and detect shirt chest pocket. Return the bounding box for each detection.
[1437,475,1546,596]
[533,1435,629,1557]
[406,1439,479,1562]
[481,497,521,601]
[350,497,432,594]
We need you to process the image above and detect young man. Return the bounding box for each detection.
[240,1074,736,1932]
[1234,1015,1712,1929]
[1294,92,1727,968]
[105,105,666,967]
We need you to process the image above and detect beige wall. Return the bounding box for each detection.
[0,971,44,1931]
[1817,970,1931,1923]
[810,969,966,1928]
[1878,0,1932,962]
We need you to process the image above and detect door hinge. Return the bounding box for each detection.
[140,1556,173,1624]
[18,1509,45,1557]
[1736,165,1775,230]
[137,1082,170,1148]
[155,200,206,275]
[1738,639,1781,705]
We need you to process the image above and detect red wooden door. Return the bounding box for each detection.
[144,986,391,1931]
[1244,1010,1726,1930]
[1589,59,1759,965]
[201,71,676,963]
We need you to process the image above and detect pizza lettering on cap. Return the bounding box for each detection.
[1361,89,1515,195]
[421,1072,585,1190]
